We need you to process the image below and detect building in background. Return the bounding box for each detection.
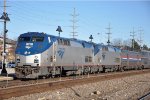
[0,37,16,63]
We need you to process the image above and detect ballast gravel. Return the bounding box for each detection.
[5,72,150,100]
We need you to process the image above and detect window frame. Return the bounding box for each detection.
[32,36,44,42]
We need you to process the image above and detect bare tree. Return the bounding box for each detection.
[123,39,132,47]
[112,38,123,47]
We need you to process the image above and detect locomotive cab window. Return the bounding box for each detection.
[32,37,44,42]
[19,37,31,42]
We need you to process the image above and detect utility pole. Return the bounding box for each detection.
[130,27,136,51]
[138,27,144,50]
[70,8,79,39]
[106,23,112,45]
[0,0,10,75]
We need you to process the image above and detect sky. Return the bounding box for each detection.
[0,0,150,47]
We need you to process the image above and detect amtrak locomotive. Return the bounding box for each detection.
[15,32,150,78]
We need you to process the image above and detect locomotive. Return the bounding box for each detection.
[15,32,150,78]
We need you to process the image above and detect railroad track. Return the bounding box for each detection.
[138,91,150,100]
[0,69,146,88]
[0,69,150,99]
[0,69,148,89]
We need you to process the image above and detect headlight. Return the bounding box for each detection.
[34,59,39,63]
[17,59,20,63]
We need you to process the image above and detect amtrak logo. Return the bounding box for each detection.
[57,48,65,59]
[25,43,33,49]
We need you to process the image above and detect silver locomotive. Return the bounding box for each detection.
[15,32,149,78]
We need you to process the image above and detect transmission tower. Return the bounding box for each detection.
[70,8,79,39]
[0,0,10,75]
[106,23,112,45]
[130,27,136,51]
[138,27,144,50]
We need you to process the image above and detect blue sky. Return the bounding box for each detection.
[0,0,150,47]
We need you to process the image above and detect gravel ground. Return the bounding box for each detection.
[5,72,150,100]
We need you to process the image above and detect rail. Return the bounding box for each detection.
[138,92,150,100]
[0,69,150,99]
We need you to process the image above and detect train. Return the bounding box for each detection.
[15,32,150,79]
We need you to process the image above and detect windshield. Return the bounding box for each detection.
[32,37,44,42]
[19,37,30,42]
[19,36,44,42]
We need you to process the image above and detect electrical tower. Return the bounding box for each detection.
[138,27,144,50]
[0,0,10,75]
[130,27,136,51]
[70,8,79,39]
[106,23,112,45]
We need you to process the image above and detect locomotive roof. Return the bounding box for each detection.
[20,32,97,46]
[20,32,120,51]
[20,32,46,37]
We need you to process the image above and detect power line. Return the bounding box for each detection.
[70,8,79,39]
